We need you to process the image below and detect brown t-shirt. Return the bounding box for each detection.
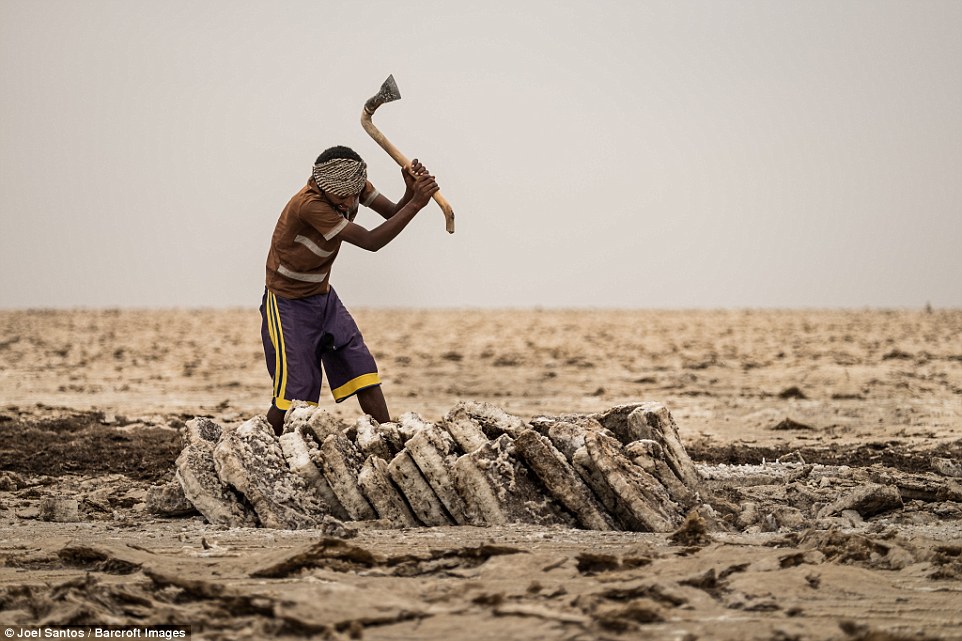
[265,177,380,298]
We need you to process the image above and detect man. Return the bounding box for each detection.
[260,145,439,435]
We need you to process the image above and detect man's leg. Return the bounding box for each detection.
[261,290,324,436]
[260,291,285,435]
[356,385,390,424]
[320,288,389,423]
[266,403,285,436]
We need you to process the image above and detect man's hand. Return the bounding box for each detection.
[402,158,429,193]
[409,161,439,208]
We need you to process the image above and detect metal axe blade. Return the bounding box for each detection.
[363,75,402,114]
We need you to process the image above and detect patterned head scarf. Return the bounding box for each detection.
[312,158,367,197]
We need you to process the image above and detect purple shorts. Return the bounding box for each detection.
[260,288,380,410]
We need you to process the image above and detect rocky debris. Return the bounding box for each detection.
[770,417,816,431]
[250,538,382,578]
[358,456,419,527]
[442,404,490,453]
[865,465,962,503]
[175,417,257,528]
[173,402,705,531]
[284,401,347,445]
[249,538,524,580]
[455,434,572,527]
[354,416,394,461]
[212,416,330,529]
[818,483,904,519]
[596,403,700,488]
[387,450,452,526]
[778,386,807,399]
[396,411,434,443]
[625,440,693,505]
[0,471,23,491]
[146,480,197,517]
[932,457,962,478]
[405,424,471,524]
[184,416,223,445]
[177,402,945,536]
[314,434,377,522]
[695,459,960,535]
[513,429,615,531]
[574,431,681,532]
[39,496,79,522]
[57,542,147,575]
[668,508,713,546]
[532,416,610,462]
[278,426,349,520]
[451,400,527,440]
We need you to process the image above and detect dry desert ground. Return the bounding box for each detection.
[0,308,960,640]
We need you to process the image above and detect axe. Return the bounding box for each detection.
[361,75,455,234]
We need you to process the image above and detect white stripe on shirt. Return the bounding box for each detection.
[277,264,328,283]
[323,218,348,241]
[294,234,333,258]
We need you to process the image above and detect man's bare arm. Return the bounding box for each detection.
[368,193,403,220]
[367,159,430,220]
[338,171,439,252]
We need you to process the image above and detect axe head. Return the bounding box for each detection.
[363,75,402,115]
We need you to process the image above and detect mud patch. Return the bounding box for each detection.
[0,408,182,481]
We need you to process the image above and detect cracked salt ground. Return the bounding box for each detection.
[3,515,961,640]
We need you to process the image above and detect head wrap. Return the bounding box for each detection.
[312,158,367,197]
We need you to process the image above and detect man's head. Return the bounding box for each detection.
[313,146,367,218]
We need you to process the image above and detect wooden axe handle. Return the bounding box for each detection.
[361,110,455,234]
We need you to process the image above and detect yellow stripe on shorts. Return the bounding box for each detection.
[332,373,381,402]
[268,292,289,406]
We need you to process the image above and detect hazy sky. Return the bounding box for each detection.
[2,0,960,309]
